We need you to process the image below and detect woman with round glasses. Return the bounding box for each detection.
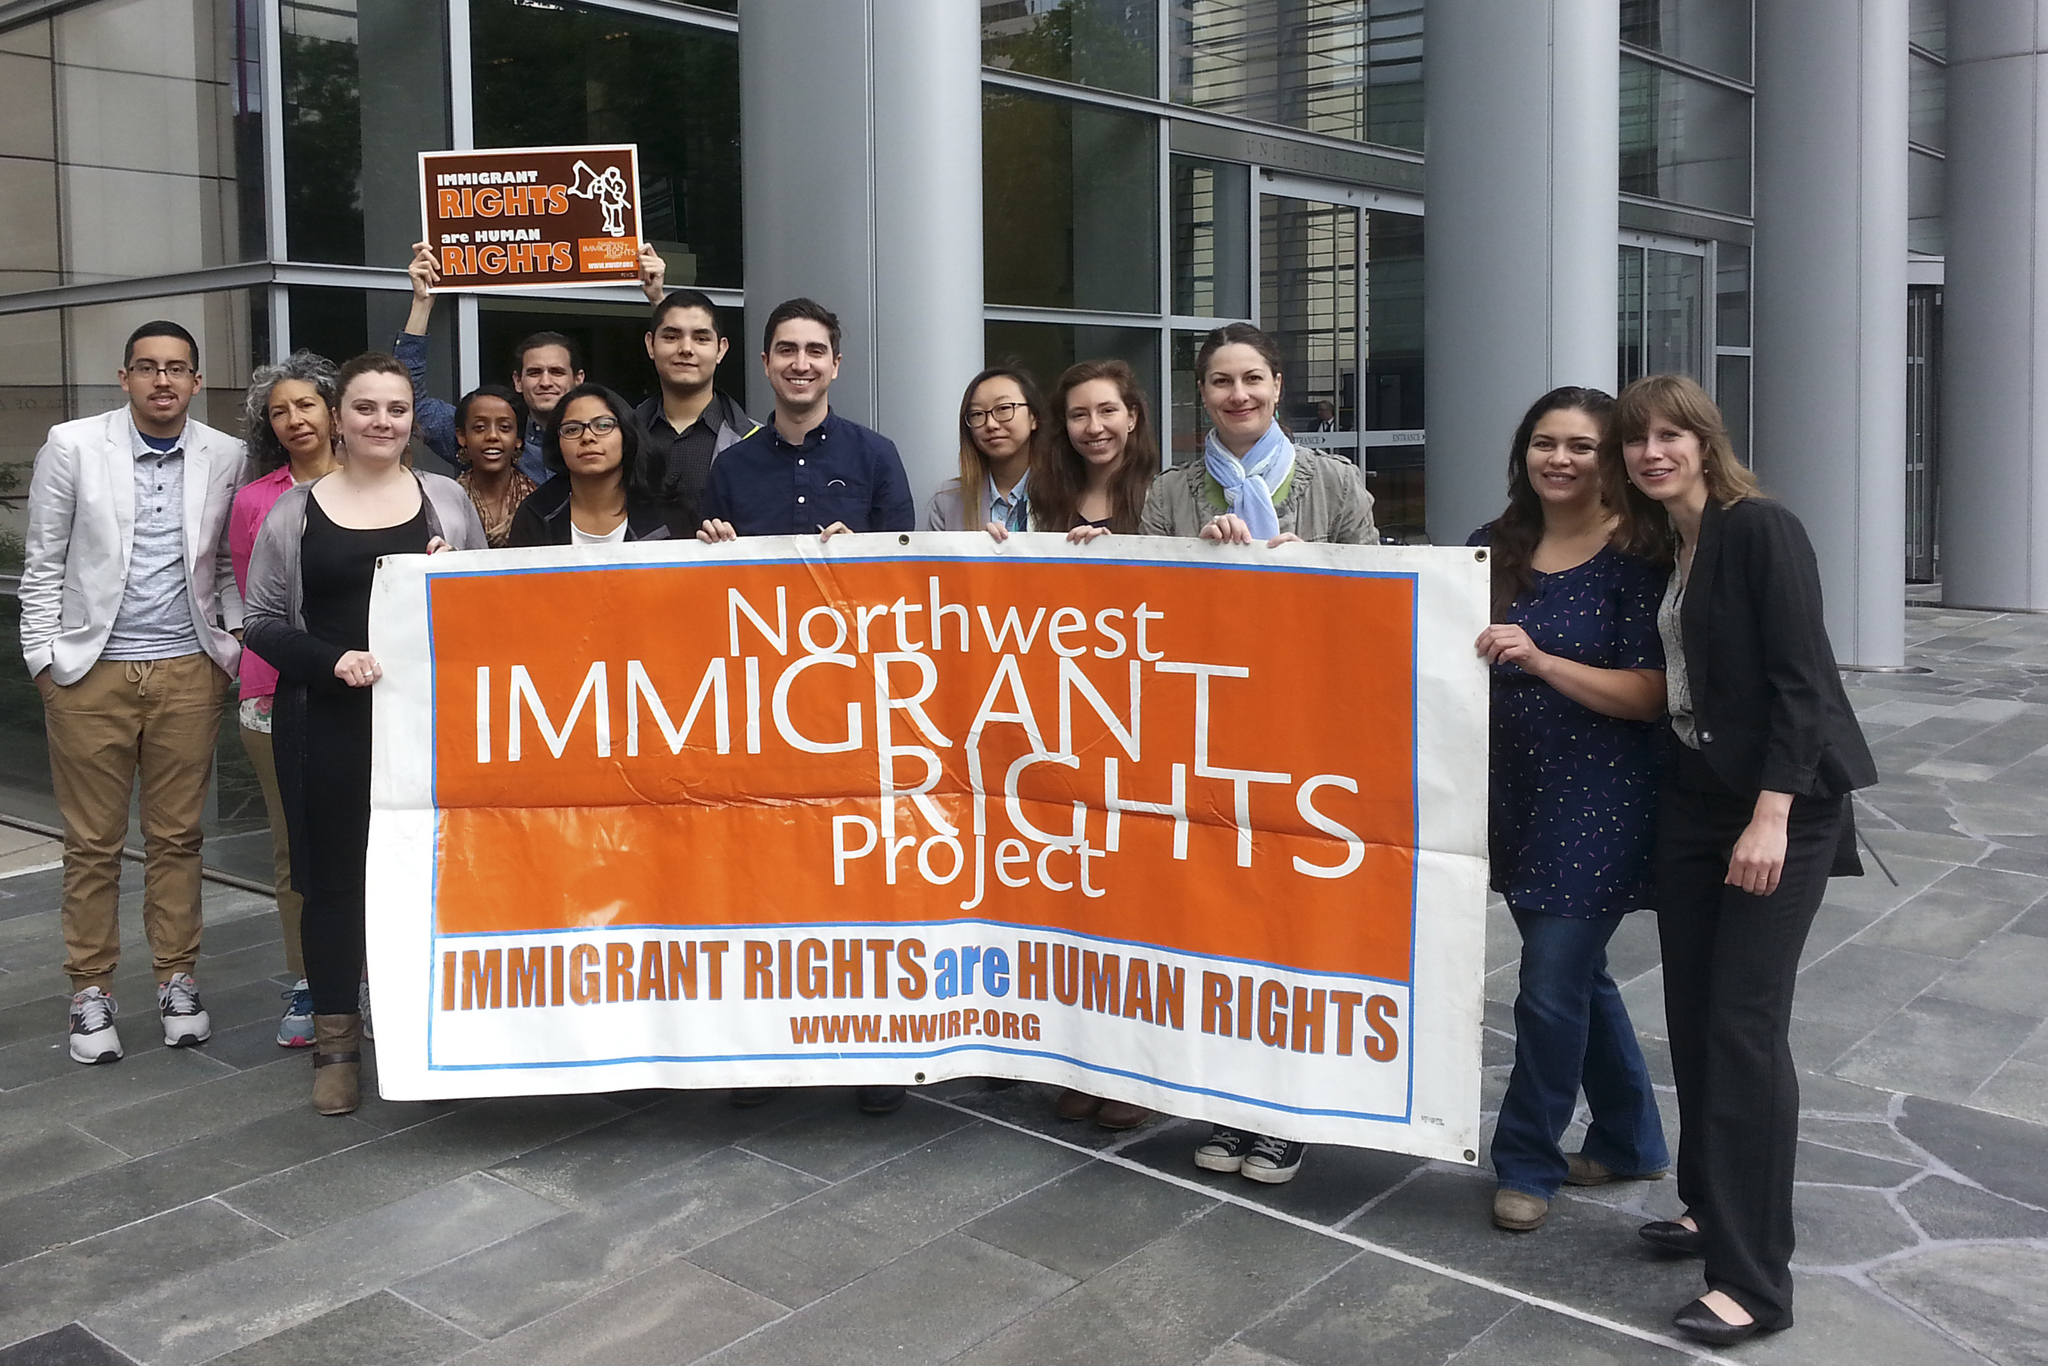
[508,384,681,546]
[927,367,1047,532]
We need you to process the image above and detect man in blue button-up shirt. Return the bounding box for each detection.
[697,298,914,542]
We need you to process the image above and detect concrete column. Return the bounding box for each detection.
[1940,4,2048,611]
[1752,0,1908,667]
[1422,0,1618,548]
[737,0,983,503]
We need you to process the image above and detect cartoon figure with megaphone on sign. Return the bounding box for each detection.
[568,160,631,237]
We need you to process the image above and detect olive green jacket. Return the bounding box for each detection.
[1139,445,1377,544]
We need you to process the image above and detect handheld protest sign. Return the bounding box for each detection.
[418,144,643,290]
[366,535,1491,1164]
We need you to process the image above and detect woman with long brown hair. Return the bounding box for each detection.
[1605,374,1874,1346]
[927,367,1046,532]
[1025,359,1160,539]
[1469,386,1670,1234]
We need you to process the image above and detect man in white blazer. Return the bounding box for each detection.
[20,320,246,1065]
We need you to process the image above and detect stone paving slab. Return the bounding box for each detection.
[0,606,2044,1366]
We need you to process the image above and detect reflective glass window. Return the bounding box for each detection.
[1910,51,1945,150]
[1716,353,1750,464]
[1909,149,1945,256]
[985,90,1159,312]
[1910,0,1945,56]
[1715,241,1749,349]
[982,0,1159,98]
[1171,0,1423,152]
[1620,56,1752,216]
[1618,246,1705,385]
[1619,0,1751,82]
[1171,156,1250,319]
[282,0,449,268]
[471,0,741,289]
[1,1,263,292]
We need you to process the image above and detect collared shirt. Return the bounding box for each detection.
[103,424,202,661]
[699,410,916,536]
[987,471,1029,532]
[393,329,551,484]
[635,392,736,516]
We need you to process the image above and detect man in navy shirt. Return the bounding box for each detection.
[698,298,915,541]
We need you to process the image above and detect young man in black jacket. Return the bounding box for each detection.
[637,288,758,529]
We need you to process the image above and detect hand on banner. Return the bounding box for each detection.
[1200,514,1300,548]
[406,241,440,335]
[1474,623,1549,674]
[984,520,1011,543]
[335,650,382,688]
[1067,525,1112,544]
[426,536,452,555]
[817,522,853,541]
[698,519,738,543]
[638,242,666,304]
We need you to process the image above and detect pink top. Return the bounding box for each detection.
[230,465,299,698]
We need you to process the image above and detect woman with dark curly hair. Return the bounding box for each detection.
[231,350,339,1048]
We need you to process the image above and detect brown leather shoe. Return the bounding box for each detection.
[1095,1100,1152,1130]
[1565,1152,1667,1186]
[1492,1187,1549,1231]
[1055,1089,1104,1121]
[311,1013,362,1116]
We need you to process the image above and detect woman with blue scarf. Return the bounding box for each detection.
[1142,323,1375,1184]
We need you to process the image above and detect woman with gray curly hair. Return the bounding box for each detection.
[231,350,339,1049]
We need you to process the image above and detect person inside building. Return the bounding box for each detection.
[1606,373,1874,1347]
[1467,386,1671,1235]
[243,353,487,1116]
[509,384,683,546]
[639,288,758,530]
[22,320,246,1065]
[398,239,668,480]
[697,297,915,546]
[451,385,535,549]
[1143,322,1375,1185]
[233,350,342,1049]
[926,366,1045,532]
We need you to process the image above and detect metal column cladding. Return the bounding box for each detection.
[1422,0,1620,551]
[737,0,984,506]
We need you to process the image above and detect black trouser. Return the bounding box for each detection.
[283,687,374,1017]
[1655,738,1846,1329]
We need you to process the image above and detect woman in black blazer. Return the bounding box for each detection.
[1604,375,1876,1346]
[508,384,689,547]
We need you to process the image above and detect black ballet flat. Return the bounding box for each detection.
[1671,1297,1760,1346]
[1638,1219,1705,1255]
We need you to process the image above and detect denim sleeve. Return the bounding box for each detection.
[392,330,459,465]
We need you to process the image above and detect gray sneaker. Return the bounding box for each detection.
[157,973,212,1047]
[68,986,123,1064]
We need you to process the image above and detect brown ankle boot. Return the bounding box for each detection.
[312,1013,362,1115]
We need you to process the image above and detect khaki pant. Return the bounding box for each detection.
[237,720,305,978]
[39,654,229,991]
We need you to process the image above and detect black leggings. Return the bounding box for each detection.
[295,689,373,1017]
[1655,738,1846,1328]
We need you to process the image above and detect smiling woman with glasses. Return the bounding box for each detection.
[925,366,1049,531]
[509,382,685,547]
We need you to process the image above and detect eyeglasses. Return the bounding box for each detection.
[126,361,194,380]
[557,415,620,440]
[966,401,1028,429]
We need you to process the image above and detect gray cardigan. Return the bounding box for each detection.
[243,472,486,674]
[1139,445,1377,544]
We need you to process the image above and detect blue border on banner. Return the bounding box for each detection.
[416,549,1427,1126]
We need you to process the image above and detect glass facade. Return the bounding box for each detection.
[1172,0,1423,152]
[1171,156,1251,320]
[1620,0,1752,82]
[982,0,1159,98]
[1619,56,1752,216]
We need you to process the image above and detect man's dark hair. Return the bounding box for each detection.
[761,298,841,357]
[124,320,199,370]
[650,289,726,340]
[512,331,583,375]
[541,382,656,497]
[455,383,529,446]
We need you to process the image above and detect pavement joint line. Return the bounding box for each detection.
[0,859,63,880]
[382,1284,489,1342]
[912,1093,1749,1366]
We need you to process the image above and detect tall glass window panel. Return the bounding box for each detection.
[1,2,263,291]
[1361,208,1422,432]
[1619,0,1752,82]
[1715,240,1749,348]
[1171,156,1250,319]
[1909,0,1945,57]
[1619,57,1752,216]
[1908,149,1945,256]
[988,321,1162,454]
[1715,352,1750,465]
[1618,246,1705,385]
[1904,285,1940,581]
[1260,195,1358,442]
[985,91,1159,312]
[1909,51,1945,151]
[982,0,1159,98]
[282,0,450,269]
[471,0,741,289]
[1172,0,1423,152]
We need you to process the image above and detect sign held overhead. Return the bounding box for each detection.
[418,143,643,291]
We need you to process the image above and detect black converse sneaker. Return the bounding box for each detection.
[68,986,123,1064]
[157,973,212,1047]
[1194,1126,1253,1173]
[1240,1133,1307,1184]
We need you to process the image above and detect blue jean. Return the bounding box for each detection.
[1492,907,1669,1199]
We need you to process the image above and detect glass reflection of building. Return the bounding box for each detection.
[0,0,1968,865]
